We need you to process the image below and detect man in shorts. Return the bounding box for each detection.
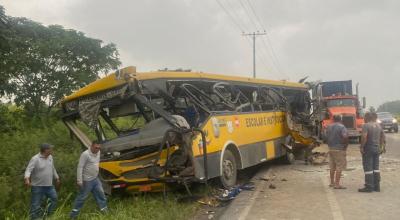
[326,115,349,189]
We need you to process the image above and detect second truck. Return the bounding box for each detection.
[313,80,366,142]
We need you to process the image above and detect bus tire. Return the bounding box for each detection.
[220,150,237,188]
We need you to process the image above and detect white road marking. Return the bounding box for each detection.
[237,167,273,220]
[320,174,344,220]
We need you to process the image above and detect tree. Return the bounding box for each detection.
[368,106,376,113]
[0,5,12,87]
[0,15,121,116]
[377,100,400,114]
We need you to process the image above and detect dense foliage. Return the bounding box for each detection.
[377,100,400,115]
[0,8,121,116]
[0,6,196,220]
[0,105,196,220]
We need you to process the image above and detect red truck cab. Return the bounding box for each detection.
[313,80,366,143]
[321,95,364,141]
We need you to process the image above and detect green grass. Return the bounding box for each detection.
[0,108,200,220]
[8,192,197,220]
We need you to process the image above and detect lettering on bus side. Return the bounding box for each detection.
[245,115,285,127]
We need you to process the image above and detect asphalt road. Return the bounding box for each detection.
[214,132,400,220]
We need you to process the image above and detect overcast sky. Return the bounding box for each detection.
[1,0,399,108]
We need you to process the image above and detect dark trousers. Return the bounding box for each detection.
[362,151,380,189]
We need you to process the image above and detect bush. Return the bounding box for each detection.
[0,106,197,220]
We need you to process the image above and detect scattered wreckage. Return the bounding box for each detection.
[60,66,319,194]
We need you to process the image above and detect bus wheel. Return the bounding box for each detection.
[220,150,237,188]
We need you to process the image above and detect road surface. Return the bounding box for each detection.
[216,132,400,220]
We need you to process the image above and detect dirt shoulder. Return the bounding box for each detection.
[210,133,400,220]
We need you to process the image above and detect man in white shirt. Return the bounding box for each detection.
[24,143,60,220]
[70,140,108,218]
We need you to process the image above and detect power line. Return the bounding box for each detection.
[243,31,266,78]
[215,0,245,32]
[244,0,287,78]
[236,0,259,31]
[235,0,278,74]
[261,37,284,76]
[235,0,283,77]
[245,0,266,30]
[215,0,276,77]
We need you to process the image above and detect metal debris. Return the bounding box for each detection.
[308,152,328,165]
[197,196,221,207]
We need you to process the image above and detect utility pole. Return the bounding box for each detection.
[242,31,266,78]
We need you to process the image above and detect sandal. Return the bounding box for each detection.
[334,185,347,189]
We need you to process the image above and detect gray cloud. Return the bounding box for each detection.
[1,0,399,107]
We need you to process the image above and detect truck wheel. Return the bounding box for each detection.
[395,127,399,133]
[220,150,237,188]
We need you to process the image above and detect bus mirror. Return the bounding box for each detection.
[362,97,366,109]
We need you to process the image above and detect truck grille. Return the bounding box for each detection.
[342,115,355,129]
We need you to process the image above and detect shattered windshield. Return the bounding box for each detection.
[63,79,303,151]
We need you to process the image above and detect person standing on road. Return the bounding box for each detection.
[24,143,60,220]
[70,141,108,218]
[326,115,349,189]
[359,112,385,192]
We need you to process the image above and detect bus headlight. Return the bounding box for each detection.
[377,119,382,123]
[393,119,398,123]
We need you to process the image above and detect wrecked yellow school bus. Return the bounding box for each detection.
[60,66,317,194]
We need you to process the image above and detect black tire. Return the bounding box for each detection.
[395,127,399,133]
[220,150,237,189]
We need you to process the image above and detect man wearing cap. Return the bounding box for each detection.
[70,140,108,218]
[24,143,60,220]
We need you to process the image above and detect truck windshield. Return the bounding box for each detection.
[326,99,355,107]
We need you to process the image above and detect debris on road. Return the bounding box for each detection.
[197,182,256,208]
[197,196,221,207]
[292,168,324,172]
[281,178,288,181]
[269,184,276,189]
[308,152,328,165]
[259,177,269,181]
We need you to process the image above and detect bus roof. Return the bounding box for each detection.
[62,66,307,102]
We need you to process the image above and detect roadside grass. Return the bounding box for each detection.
[0,119,201,220]
[10,191,198,220]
